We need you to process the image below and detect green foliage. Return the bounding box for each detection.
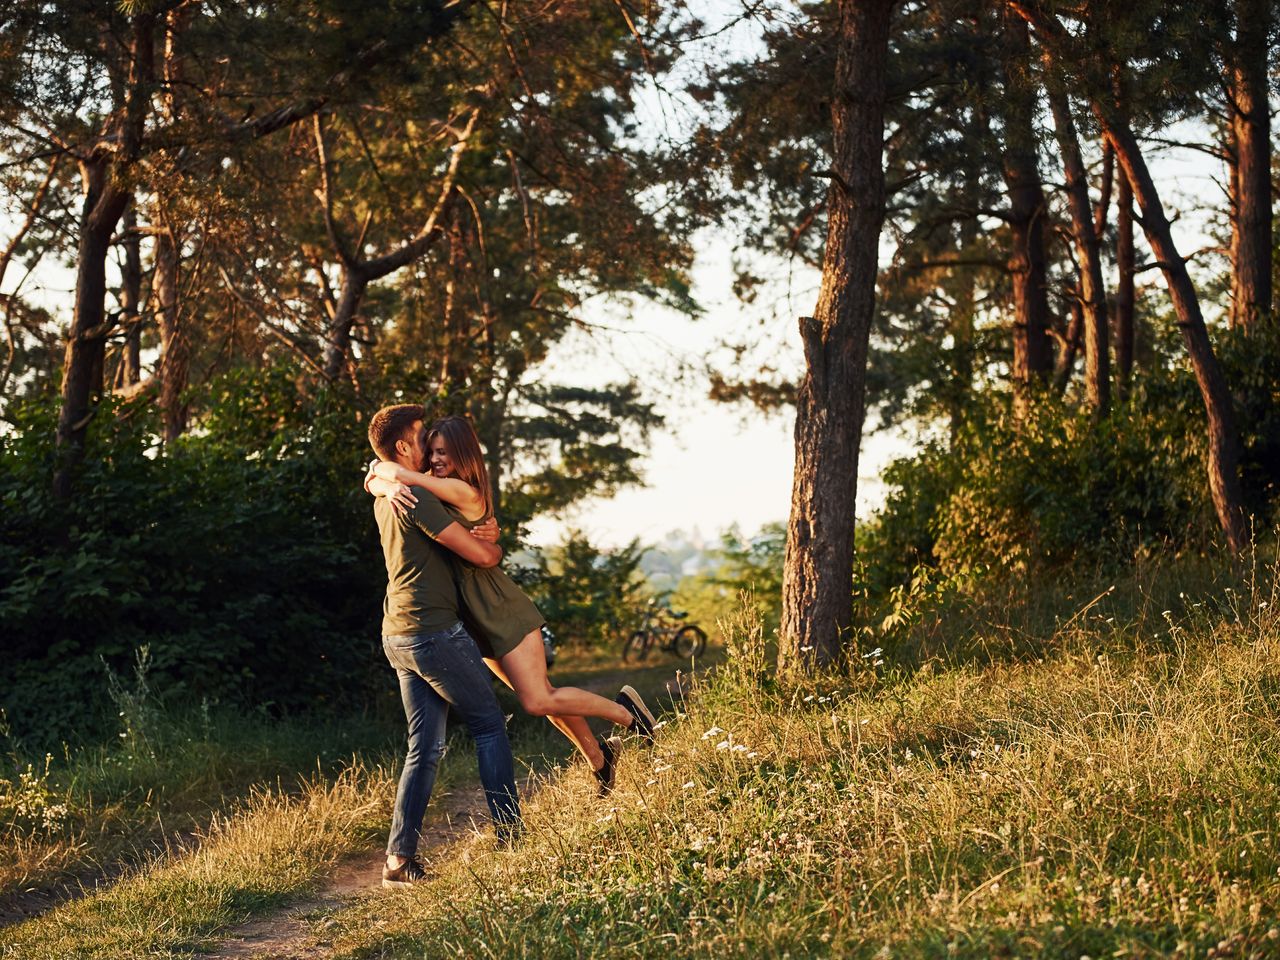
[707,523,785,637]
[858,376,1224,592]
[0,379,384,746]
[497,382,664,539]
[521,531,646,648]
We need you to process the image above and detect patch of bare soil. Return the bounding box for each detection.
[201,780,514,960]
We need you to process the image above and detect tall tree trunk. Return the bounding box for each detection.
[949,212,977,444]
[117,203,143,388]
[323,269,369,381]
[1093,141,1114,241]
[154,224,188,442]
[473,301,503,513]
[154,5,192,441]
[54,160,133,499]
[1016,3,1249,553]
[1100,117,1249,551]
[998,12,1051,413]
[779,0,894,679]
[1053,297,1082,394]
[438,216,471,414]
[482,378,513,519]
[54,14,156,497]
[1090,130,1247,553]
[999,7,1253,549]
[1228,0,1271,331]
[1046,83,1110,417]
[1115,173,1135,399]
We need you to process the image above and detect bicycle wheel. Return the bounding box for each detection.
[622,631,650,663]
[673,625,707,658]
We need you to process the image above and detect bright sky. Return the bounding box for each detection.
[522,236,911,549]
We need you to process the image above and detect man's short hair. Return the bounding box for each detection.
[369,403,426,462]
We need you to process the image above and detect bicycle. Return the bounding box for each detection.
[621,600,708,662]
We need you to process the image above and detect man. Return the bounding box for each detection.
[368,403,521,888]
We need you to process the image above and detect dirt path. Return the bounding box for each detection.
[204,781,501,960]
[200,663,695,960]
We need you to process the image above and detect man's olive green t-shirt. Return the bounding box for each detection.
[374,490,461,637]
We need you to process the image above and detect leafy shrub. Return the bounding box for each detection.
[0,376,386,746]
[519,531,647,648]
[857,334,1280,592]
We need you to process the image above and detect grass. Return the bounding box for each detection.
[0,646,700,957]
[306,552,1280,959]
[0,764,393,958]
[6,551,1280,957]
[0,698,404,903]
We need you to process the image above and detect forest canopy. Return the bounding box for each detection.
[2,0,1278,734]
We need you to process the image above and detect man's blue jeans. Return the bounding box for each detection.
[382,622,521,857]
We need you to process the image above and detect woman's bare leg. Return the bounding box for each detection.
[482,656,604,770]
[500,630,636,728]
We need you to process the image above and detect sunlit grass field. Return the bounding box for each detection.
[4,550,1280,958]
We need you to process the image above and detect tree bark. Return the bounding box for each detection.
[54,160,132,498]
[1053,297,1082,395]
[998,12,1052,413]
[54,12,156,496]
[1093,140,1114,241]
[438,215,472,414]
[1115,172,1135,399]
[949,223,977,444]
[1046,83,1109,417]
[1227,0,1271,332]
[322,270,370,381]
[153,224,188,442]
[153,6,192,441]
[778,0,894,679]
[1102,120,1248,551]
[313,111,473,382]
[116,204,143,389]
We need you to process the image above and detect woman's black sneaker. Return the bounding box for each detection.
[382,857,428,889]
[616,685,656,745]
[594,736,622,796]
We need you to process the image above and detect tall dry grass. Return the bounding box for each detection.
[315,553,1280,958]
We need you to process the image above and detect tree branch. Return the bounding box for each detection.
[360,109,479,280]
[313,113,355,267]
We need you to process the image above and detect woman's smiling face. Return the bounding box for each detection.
[428,435,454,478]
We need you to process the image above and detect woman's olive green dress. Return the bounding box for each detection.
[446,504,544,659]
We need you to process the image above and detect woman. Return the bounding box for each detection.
[366,415,655,795]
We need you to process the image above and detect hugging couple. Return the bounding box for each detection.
[364,404,657,888]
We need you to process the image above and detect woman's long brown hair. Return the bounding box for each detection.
[426,415,494,519]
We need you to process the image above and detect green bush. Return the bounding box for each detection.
[519,531,647,648]
[0,375,386,747]
[859,331,1280,592]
